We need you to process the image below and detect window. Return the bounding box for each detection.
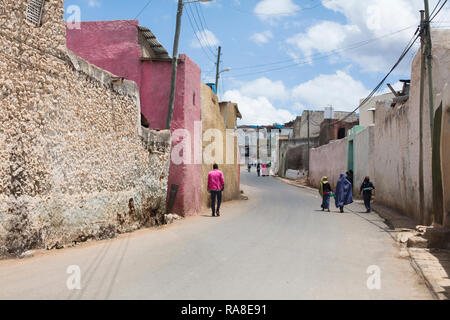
[26,0,45,26]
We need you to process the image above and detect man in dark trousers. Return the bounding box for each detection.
[208,164,225,217]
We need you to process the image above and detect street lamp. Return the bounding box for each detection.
[165,0,214,130]
[215,66,231,95]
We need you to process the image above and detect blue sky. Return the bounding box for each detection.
[63,0,450,125]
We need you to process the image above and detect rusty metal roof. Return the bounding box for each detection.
[137,26,170,59]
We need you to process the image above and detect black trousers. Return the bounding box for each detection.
[211,191,222,215]
[363,193,372,211]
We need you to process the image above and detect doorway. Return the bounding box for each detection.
[432,104,444,225]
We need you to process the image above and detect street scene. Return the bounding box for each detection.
[0,172,433,299]
[1,0,450,302]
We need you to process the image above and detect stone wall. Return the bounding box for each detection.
[0,0,171,256]
[278,138,319,178]
[201,84,240,209]
[66,20,203,217]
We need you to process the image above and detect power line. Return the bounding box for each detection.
[194,1,217,51]
[133,0,154,20]
[224,25,417,78]
[221,0,331,16]
[185,7,216,63]
[326,32,420,127]
[186,5,217,58]
[430,0,448,21]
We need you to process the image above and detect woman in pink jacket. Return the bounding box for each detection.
[208,164,225,217]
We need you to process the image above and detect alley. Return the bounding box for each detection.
[0,172,432,300]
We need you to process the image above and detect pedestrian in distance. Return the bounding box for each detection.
[262,163,268,177]
[346,170,354,187]
[319,176,332,212]
[208,164,225,217]
[257,163,261,177]
[335,173,353,213]
[248,163,251,173]
[360,176,375,213]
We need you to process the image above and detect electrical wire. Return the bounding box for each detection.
[185,7,216,63]
[325,32,420,127]
[221,0,332,16]
[186,5,217,58]
[223,25,417,79]
[194,1,217,52]
[430,0,448,21]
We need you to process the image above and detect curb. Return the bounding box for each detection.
[407,248,446,300]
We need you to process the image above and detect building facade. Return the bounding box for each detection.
[0,0,171,256]
[67,20,202,216]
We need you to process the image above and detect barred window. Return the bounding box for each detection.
[26,0,45,26]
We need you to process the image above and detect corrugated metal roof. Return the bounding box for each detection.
[137,26,170,59]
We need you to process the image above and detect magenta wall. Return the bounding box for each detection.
[67,21,202,216]
[66,20,142,88]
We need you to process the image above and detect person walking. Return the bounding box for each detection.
[262,163,268,177]
[319,176,332,212]
[257,163,261,177]
[208,164,225,217]
[360,176,375,213]
[335,173,353,213]
[247,163,251,173]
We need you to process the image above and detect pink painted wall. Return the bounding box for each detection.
[66,20,142,88]
[67,21,202,216]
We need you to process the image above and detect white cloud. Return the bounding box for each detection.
[191,29,220,48]
[287,21,360,64]
[224,90,294,126]
[87,0,101,7]
[239,77,288,102]
[250,30,273,44]
[285,0,450,72]
[254,0,299,20]
[291,70,370,111]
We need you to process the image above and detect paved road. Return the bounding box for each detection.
[0,171,432,299]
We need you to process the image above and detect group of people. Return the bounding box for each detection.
[248,162,271,177]
[319,171,375,213]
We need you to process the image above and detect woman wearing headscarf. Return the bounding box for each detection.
[319,176,332,212]
[335,173,353,213]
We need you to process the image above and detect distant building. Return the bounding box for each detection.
[237,123,294,174]
[359,92,395,127]
[293,108,358,140]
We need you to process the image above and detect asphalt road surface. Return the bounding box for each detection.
[0,171,433,299]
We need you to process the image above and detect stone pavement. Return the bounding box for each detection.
[277,176,450,300]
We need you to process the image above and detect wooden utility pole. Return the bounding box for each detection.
[424,0,435,138]
[307,111,310,170]
[419,9,426,224]
[215,46,222,94]
[166,0,184,130]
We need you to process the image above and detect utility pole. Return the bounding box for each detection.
[215,46,222,94]
[257,126,260,164]
[424,0,435,138]
[307,110,310,170]
[165,0,184,130]
[419,9,426,224]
